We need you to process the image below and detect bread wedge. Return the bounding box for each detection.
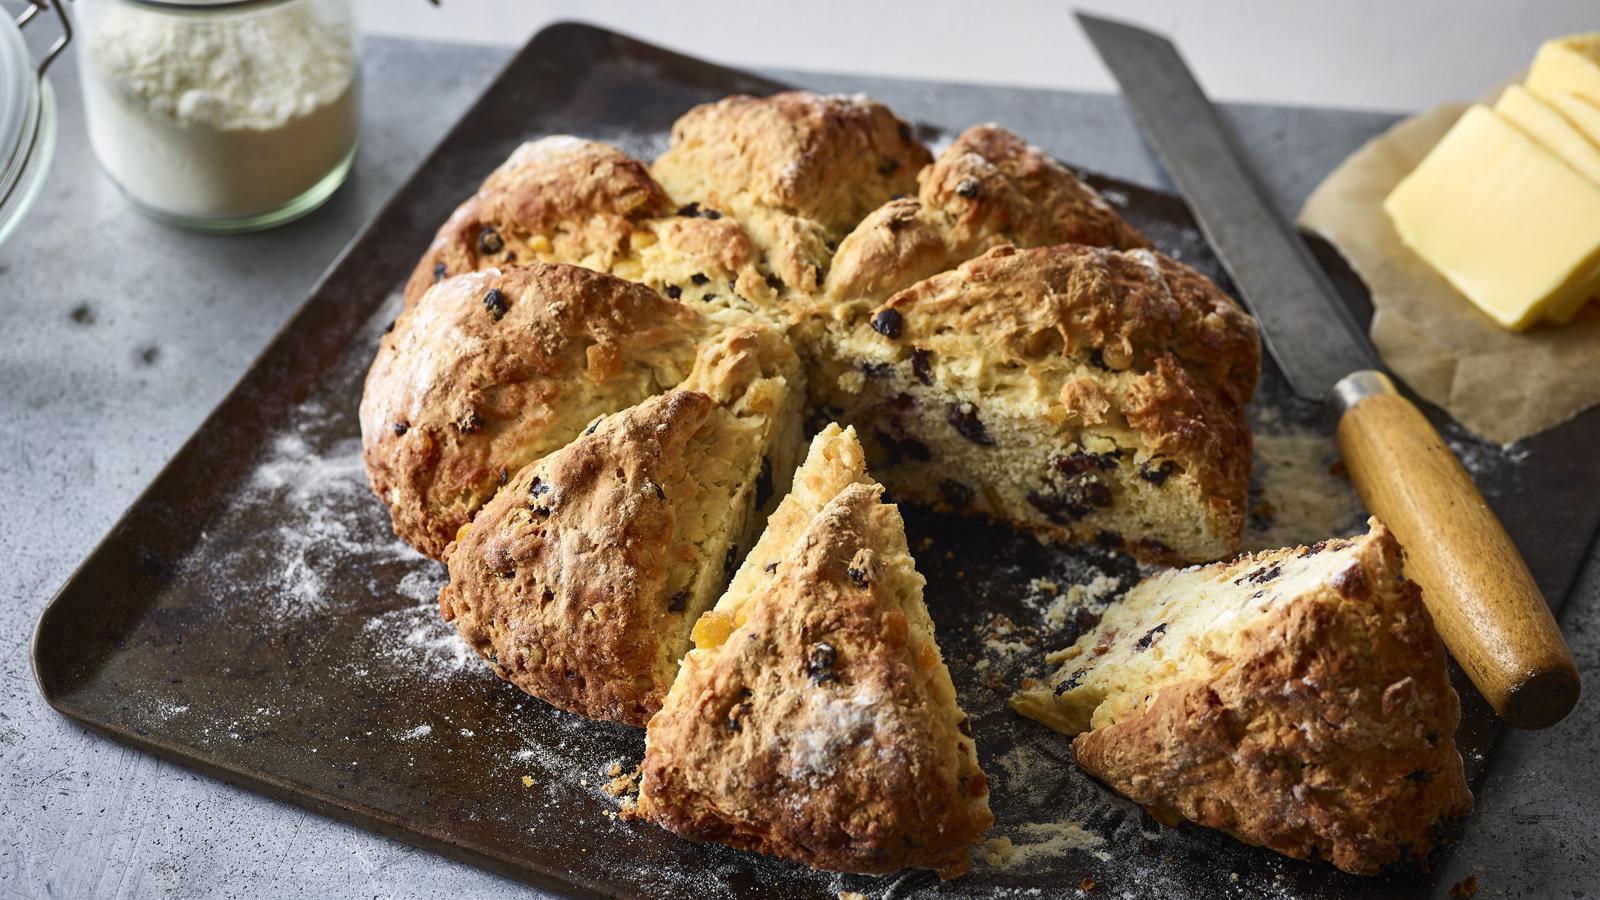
[1011,518,1472,874]
[640,425,992,877]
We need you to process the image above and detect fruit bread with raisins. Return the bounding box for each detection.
[650,92,931,298]
[405,136,782,320]
[361,263,717,559]
[437,324,805,725]
[1010,518,1472,874]
[809,242,1259,563]
[369,92,1255,565]
[640,424,992,877]
[816,123,1152,325]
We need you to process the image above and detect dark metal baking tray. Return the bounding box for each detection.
[33,21,1600,900]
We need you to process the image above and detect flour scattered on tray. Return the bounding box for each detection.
[399,724,433,741]
[363,568,479,679]
[980,820,1107,870]
[235,413,423,617]
[1445,420,1530,489]
[1244,412,1367,552]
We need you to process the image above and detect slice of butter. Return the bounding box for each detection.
[1384,104,1600,330]
[1495,85,1600,183]
[1548,91,1600,146]
[1526,33,1600,106]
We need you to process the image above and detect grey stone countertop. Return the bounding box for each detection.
[2,35,1595,900]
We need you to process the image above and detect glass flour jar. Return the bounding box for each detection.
[76,0,359,232]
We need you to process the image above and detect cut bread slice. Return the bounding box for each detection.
[438,326,804,726]
[639,426,992,878]
[706,423,871,630]
[1011,518,1472,874]
[809,243,1259,563]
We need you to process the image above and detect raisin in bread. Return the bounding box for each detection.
[810,243,1259,563]
[361,263,711,559]
[640,425,991,877]
[437,327,804,725]
[818,124,1151,324]
[406,136,779,319]
[1011,519,1472,874]
[651,91,930,296]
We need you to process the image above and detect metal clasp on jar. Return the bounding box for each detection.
[15,0,73,75]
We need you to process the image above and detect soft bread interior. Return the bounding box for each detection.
[806,246,1247,564]
[1012,525,1394,735]
[809,342,1225,562]
[1009,519,1472,876]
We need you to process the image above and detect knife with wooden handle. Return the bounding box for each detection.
[1078,12,1580,729]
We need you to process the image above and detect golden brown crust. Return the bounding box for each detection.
[405,138,674,309]
[1069,521,1473,874]
[1117,355,1254,549]
[825,124,1151,309]
[640,483,992,877]
[438,391,718,725]
[652,91,930,293]
[879,244,1258,406]
[405,137,780,318]
[360,264,707,559]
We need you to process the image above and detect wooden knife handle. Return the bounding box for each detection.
[1332,371,1579,729]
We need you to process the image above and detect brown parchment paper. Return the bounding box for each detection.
[1297,103,1600,445]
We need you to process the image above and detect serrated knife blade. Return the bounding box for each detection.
[1077,12,1377,401]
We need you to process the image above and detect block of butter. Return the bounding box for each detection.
[1494,84,1600,183]
[1526,33,1600,106]
[1383,104,1600,330]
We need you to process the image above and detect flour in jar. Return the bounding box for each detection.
[80,0,358,221]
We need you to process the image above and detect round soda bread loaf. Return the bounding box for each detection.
[438,325,804,726]
[360,263,711,559]
[650,91,931,296]
[1011,519,1472,874]
[405,136,780,320]
[810,243,1259,563]
[640,425,992,878]
[354,91,1475,879]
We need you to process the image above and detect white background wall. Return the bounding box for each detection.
[359,0,1594,112]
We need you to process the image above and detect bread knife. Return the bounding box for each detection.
[1077,12,1579,729]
